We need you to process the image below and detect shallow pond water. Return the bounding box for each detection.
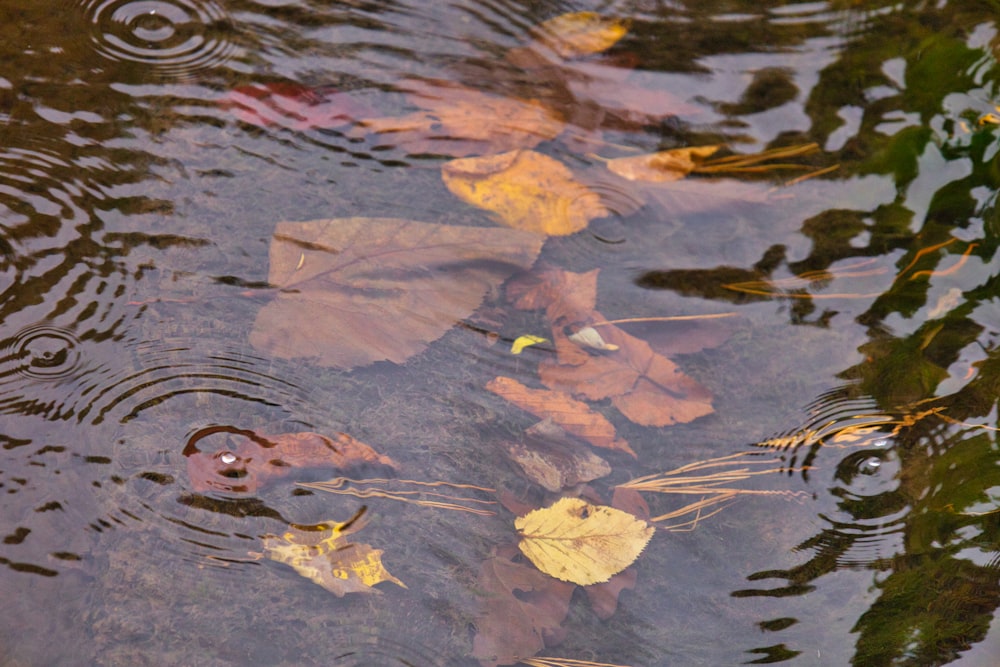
[2,1,1000,665]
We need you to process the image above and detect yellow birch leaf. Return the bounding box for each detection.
[261,510,405,596]
[512,334,549,355]
[605,145,721,182]
[532,12,630,59]
[443,150,608,236]
[515,497,654,585]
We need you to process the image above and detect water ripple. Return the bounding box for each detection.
[80,0,237,77]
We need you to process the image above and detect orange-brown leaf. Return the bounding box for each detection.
[442,150,608,236]
[540,319,714,427]
[184,427,397,494]
[487,376,634,456]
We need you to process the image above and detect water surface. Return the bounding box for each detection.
[2,1,1000,665]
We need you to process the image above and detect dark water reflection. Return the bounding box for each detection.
[2,0,1000,665]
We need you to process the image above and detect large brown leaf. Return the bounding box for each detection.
[250,218,543,368]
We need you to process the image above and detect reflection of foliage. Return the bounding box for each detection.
[631,2,1000,664]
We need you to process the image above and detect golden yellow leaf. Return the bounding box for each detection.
[532,12,630,59]
[605,145,721,182]
[443,150,608,236]
[515,497,654,585]
[261,509,405,596]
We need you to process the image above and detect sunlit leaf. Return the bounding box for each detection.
[486,376,634,455]
[530,12,630,59]
[442,150,608,236]
[259,508,405,596]
[515,497,654,585]
[604,145,721,182]
[359,79,565,157]
[249,218,542,368]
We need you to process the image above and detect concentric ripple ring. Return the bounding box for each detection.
[8,324,83,380]
[81,0,237,77]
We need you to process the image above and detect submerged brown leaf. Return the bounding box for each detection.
[442,150,608,236]
[359,79,565,157]
[504,419,612,492]
[249,218,542,368]
[487,376,633,455]
[540,317,714,427]
[507,266,599,326]
[183,427,397,494]
[473,545,576,667]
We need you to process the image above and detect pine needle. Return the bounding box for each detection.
[521,657,633,667]
[298,477,498,516]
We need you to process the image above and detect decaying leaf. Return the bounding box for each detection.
[507,266,599,325]
[473,545,576,667]
[504,419,612,492]
[486,376,633,455]
[442,150,608,236]
[529,12,630,59]
[605,145,721,182]
[183,427,397,494]
[540,318,714,427]
[259,508,405,596]
[249,218,543,368]
[359,79,565,157]
[515,497,654,586]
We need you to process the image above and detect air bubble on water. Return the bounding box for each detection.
[858,456,882,475]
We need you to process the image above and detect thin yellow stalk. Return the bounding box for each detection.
[588,312,737,327]
[298,477,497,516]
[521,657,633,667]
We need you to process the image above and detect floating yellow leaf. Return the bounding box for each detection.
[515,497,654,585]
[531,12,630,59]
[512,334,549,355]
[260,508,405,596]
[442,150,608,236]
[605,145,721,182]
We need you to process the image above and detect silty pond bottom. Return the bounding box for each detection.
[2,1,1000,666]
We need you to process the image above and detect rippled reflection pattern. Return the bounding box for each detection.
[0,332,310,425]
[80,0,237,76]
